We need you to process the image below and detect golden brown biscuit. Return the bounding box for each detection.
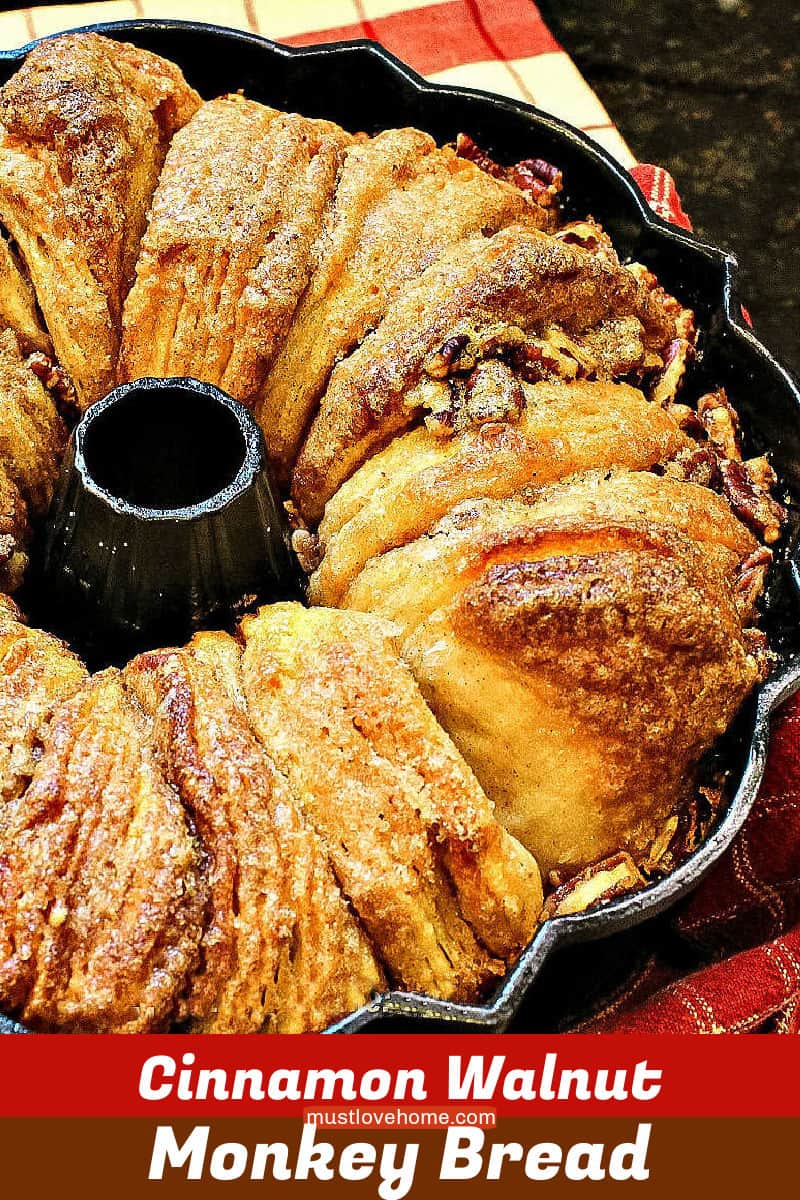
[240,604,542,1000]
[0,670,206,1030]
[0,32,200,406]
[342,471,759,630]
[340,473,762,873]
[0,468,29,593]
[125,634,383,1032]
[0,236,51,355]
[292,224,675,521]
[257,127,550,477]
[311,378,688,605]
[120,95,353,405]
[0,327,66,518]
[0,600,86,806]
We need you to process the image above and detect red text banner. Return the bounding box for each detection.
[1,1033,799,1119]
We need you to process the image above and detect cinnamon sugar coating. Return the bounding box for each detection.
[0,32,200,406]
[120,95,353,406]
[240,604,542,998]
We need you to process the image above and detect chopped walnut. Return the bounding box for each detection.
[291,528,322,575]
[697,387,741,459]
[27,351,78,421]
[542,852,644,919]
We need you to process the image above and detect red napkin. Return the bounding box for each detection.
[585,700,800,1032]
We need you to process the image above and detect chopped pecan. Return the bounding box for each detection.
[285,499,323,574]
[743,626,774,679]
[674,305,696,343]
[641,816,680,873]
[509,157,563,207]
[663,444,722,488]
[649,336,694,406]
[626,261,659,291]
[745,454,780,491]
[735,545,773,615]
[648,787,724,876]
[626,261,696,350]
[516,157,561,186]
[423,378,460,437]
[283,498,303,530]
[718,456,786,543]
[504,340,562,383]
[455,132,505,178]
[570,317,646,378]
[667,402,705,438]
[679,786,722,854]
[455,133,562,211]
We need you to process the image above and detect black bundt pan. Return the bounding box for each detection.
[1,19,800,1035]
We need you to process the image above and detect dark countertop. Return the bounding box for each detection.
[539,0,800,381]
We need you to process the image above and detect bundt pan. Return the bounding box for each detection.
[1,19,800,1035]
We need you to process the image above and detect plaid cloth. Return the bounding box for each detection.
[0,0,797,1034]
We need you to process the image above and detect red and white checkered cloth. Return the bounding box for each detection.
[2,0,797,1034]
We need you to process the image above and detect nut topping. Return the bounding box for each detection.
[455,132,562,212]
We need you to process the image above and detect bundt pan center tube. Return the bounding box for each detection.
[0,19,799,1034]
[31,377,304,666]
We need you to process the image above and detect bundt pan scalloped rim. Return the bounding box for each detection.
[1,18,799,1035]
